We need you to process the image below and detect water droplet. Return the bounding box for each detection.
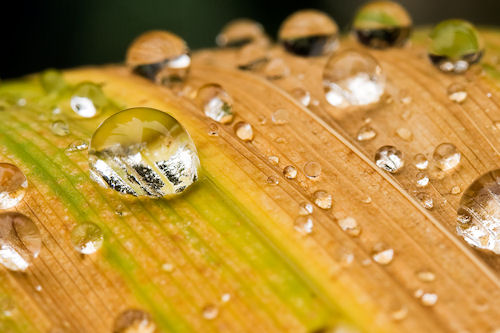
[70,82,107,118]
[237,42,269,70]
[283,165,297,179]
[51,120,70,136]
[271,109,289,125]
[324,50,385,107]
[266,175,279,185]
[234,122,254,141]
[433,143,460,171]
[126,30,191,85]
[65,140,88,154]
[338,217,361,236]
[279,10,338,56]
[0,212,41,271]
[88,107,199,197]
[113,309,156,333]
[420,292,438,306]
[294,216,314,235]
[202,304,219,320]
[40,69,67,93]
[374,146,404,173]
[162,262,175,272]
[372,247,394,265]
[456,170,500,254]
[416,270,436,282]
[196,83,234,124]
[414,153,429,170]
[429,20,483,73]
[207,123,219,137]
[396,127,413,141]
[0,163,28,209]
[221,293,231,303]
[356,124,377,141]
[290,88,311,106]
[262,58,290,80]
[451,185,461,194]
[70,223,104,255]
[416,192,434,209]
[353,1,412,49]
[216,19,268,48]
[391,306,408,321]
[268,156,279,166]
[313,190,332,209]
[299,202,314,215]
[416,172,429,187]
[447,83,467,103]
[304,161,321,180]
[401,96,412,105]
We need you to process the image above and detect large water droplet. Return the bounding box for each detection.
[304,161,321,180]
[0,212,41,272]
[433,143,460,171]
[278,10,339,56]
[71,223,104,255]
[196,83,234,124]
[70,82,107,118]
[457,170,500,254]
[89,107,199,197]
[313,190,332,209]
[113,309,156,333]
[0,163,28,209]
[324,50,385,107]
[234,122,254,141]
[353,1,412,49]
[374,146,404,173]
[283,165,297,179]
[126,30,191,85]
[429,19,483,73]
[216,19,268,48]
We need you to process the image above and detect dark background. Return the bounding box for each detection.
[2,0,499,78]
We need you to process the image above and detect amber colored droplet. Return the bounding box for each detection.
[113,309,156,333]
[0,163,28,210]
[234,122,254,141]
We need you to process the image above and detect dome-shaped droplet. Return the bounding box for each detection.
[89,107,199,197]
[433,143,460,171]
[299,202,314,215]
[271,109,289,125]
[202,304,219,320]
[304,161,322,180]
[0,212,41,272]
[372,247,394,265]
[353,1,412,49]
[237,42,269,70]
[294,215,314,235]
[447,83,467,103]
[324,50,385,107]
[414,153,429,170]
[283,165,297,179]
[216,19,269,48]
[262,58,290,80]
[196,83,234,124]
[290,88,311,107]
[70,82,107,118]
[0,163,28,209]
[40,69,67,93]
[313,190,332,209]
[278,10,339,56]
[234,122,254,141]
[357,124,377,141]
[71,223,104,255]
[126,30,191,85]
[456,169,500,254]
[429,19,483,73]
[416,192,434,210]
[113,309,156,333]
[375,145,404,173]
[338,216,361,236]
[51,120,70,136]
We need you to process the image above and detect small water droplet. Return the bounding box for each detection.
[216,19,268,48]
[372,247,394,265]
[268,155,279,166]
[234,122,254,141]
[338,217,361,236]
[0,163,28,209]
[126,30,191,85]
[416,192,434,209]
[237,42,269,70]
[162,262,175,272]
[266,175,279,185]
[416,172,429,187]
[196,84,234,124]
[207,123,219,136]
[283,165,297,179]
[429,20,483,73]
[313,190,332,209]
[451,185,461,194]
[433,143,460,171]
[89,107,199,197]
[271,109,289,125]
[401,109,412,120]
[299,202,314,215]
[353,1,412,49]
[51,120,70,136]
[71,223,104,255]
[396,127,413,141]
[279,10,338,56]
[414,289,424,298]
[304,161,321,180]
[401,96,412,105]
[262,58,290,80]
[70,82,107,118]
[35,285,42,292]
[0,212,41,271]
[375,146,404,173]
[356,124,377,141]
[391,306,408,321]
[420,292,438,306]
[65,140,88,154]
[202,304,219,320]
[324,50,385,107]
[113,309,156,333]
[40,69,66,93]
[221,293,231,303]
[290,88,311,106]
[294,216,314,235]
[447,83,467,103]
[416,270,436,282]
[414,153,429,170]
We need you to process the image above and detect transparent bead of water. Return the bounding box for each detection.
[278,9,339,56]
[202,304,219,320]
[356,124,377,141]
[266,175,279,186]
[0,212,41,272]
[88,107,199,197]
[372,247,394,265]
[353,1,412,49]
[207,123,219,137]
[113,309,156,333]
[299,202,314,215]
[456,169,500,254]
[237,42,269,71]
[196,83,234,124]
[71,223,104,255]
[216,19,269,48]
[290,88,311,107]
[324,50,385,108]
[271,109,289,125]
[433,143,460,171]
[0,163,28,209]
[51,120,70,136]
[313,190,332,209]
[70,82,107,118]
[447,83,468,103]
[234,122,254,141]
[416,270,436,282]
[374,146,404,173]
[416,192,434,210]
[414,153,429,170]
[283,165,297,179]
[40,69,67,93]
[421,293,438,306]
[416,172,429,187]
[338,216,361,236]
[304,161,321,180]
[126,30,191,85]
[396,127,412,141]
[65,140,88,154]
[294,216,314,235]
[268,155,279,165]
[262,58,290,80]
